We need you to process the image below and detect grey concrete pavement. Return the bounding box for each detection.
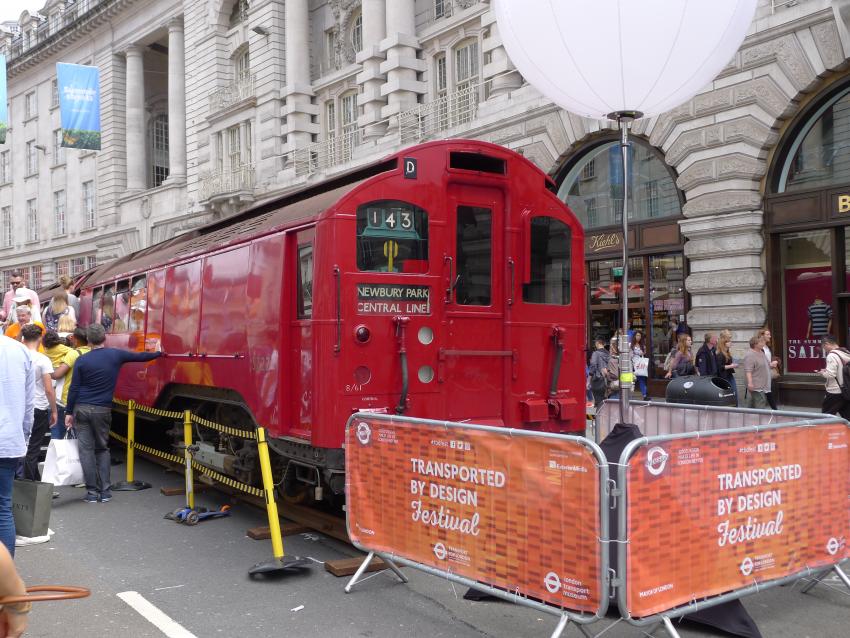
[13,457,850,638]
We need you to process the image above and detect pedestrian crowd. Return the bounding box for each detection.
[0,270,161,635]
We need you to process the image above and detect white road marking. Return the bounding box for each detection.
[153,584,186,591]
[117,591,198,638]
[291,605,305,612]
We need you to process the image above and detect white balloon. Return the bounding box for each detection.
[494,0,757,119]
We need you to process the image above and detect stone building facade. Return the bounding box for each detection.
[1,0,850,401]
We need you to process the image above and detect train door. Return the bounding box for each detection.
[290,227,315,441]
[443,184,505,423]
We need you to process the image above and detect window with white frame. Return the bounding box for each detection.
[70,257,84,275]
[1,207,11,248]
[25,141,38,176]
[25,91,37,119]
[325,100,336,141]
[149,114,169,187]
[26,199,38,243]
[581,159,595,181]
[82,180,95,229]
[0,151,10,183]
[54,190,66,236]
[351,12,363,54]
[53,129,65,165]
[55,259,69,278]
[86,254,98,270]
[435,54,448,128]
[235,48,250,81]
[340,92,358,160]
[50,12,60,34]
[215,121,253,173]
[51,78,59,108]
[31,265,42,289]
[455,40,480,93]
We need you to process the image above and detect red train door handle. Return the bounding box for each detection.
[443,255,454,303]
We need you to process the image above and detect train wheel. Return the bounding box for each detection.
[280,482,309,505]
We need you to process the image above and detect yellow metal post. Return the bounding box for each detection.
[126,400,136,483]
[183,410,194,510]
[256,427,285,559]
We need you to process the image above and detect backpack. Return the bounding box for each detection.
[831,349,850,400]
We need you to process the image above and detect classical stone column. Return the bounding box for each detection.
[166,18,187,182]
[284,0,315,151]
[380,0,425,133]
[481,11,522,98]
[125,45,146,191]
[357,0,387,139]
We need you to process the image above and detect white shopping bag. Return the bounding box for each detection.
[41,436,84,487]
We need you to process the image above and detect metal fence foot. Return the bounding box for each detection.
[661,616,682,638]
[379,553,408,584]
[345,552,377,593]
[549,614,570,638]
[800,567,831,594]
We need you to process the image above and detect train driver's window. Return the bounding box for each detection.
[101,284,116,332]
[113,280,130,333]
[356,200,428,273]
[297,242,313,319]
[456,206,492,306]
[523,216,571,305]
[129,275,147,332]
[91,287,103,327]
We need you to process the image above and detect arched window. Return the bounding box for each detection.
[773,84,850,193]
[149,114,169,187]
[557,138,681,230]
[351,12,363,54]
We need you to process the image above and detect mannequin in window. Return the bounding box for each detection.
[807,295,832,339]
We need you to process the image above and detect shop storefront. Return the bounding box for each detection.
[766,79,850,406]
[556,137,687,392]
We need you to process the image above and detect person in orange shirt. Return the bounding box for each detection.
[4,306,44,342]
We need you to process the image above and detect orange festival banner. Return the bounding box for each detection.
[345,416,605,613]
[624,423,850,618]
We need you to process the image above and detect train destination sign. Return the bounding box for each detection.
[357,284,431,315]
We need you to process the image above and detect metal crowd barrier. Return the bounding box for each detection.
[109,398,309,576]
[344,408,850,638]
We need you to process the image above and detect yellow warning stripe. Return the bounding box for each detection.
[190,414,257,440]
[109,431,128,444]
[113,398,130,407]
[135,405,184,419]
[109,431,184,464]
[189,460,264,498]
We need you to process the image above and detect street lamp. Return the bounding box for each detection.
[494,0,757,425]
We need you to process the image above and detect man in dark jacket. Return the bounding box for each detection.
[65,324,162,503]
[695,332,719,377]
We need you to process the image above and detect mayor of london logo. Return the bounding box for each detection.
[544,571,561,594]
[645,446,669,476]
[355,422,372,445]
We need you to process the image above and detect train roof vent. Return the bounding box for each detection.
[172,214,273,258]
[449,151,506,175]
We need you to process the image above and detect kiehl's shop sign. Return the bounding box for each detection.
[585,231,622,254]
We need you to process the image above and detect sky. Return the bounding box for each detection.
[1,1,42,25]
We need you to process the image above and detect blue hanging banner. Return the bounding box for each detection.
[57,62,101,150]
[0,55,7,144]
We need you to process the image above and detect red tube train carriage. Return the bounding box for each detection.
[70,140,586,499]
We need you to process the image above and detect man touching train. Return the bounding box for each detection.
[64,324,162,503]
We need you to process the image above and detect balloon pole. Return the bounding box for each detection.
[609,110,642,426]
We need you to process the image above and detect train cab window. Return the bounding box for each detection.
[356,200,428,273]
[101,284,116,332]
[456,206,492,306]
[523,216,571,305]
[91,287,103,327]
[129,275,147,332]
[297,242,313,319]
[112,280,130,333]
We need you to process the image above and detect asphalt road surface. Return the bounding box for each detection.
[14,457,850,638]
